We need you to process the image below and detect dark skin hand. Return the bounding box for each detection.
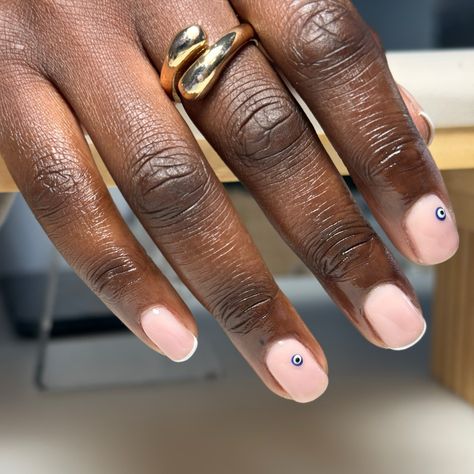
[0,0,459,402]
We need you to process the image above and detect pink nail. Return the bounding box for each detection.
[141,307,197,362]
[405,194,459,264]
[419,111,435,146]
[266,339,328,403]
[364,284,426,350]
[398,84,435,145]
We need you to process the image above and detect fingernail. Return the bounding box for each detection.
[141,307,197,362]
[419,111,435,146]
[398,84,435,145]
[405,194,459,264]
[266,339,328,403]
[364,284,426,350]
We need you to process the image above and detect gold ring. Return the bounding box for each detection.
[161,24,256,101]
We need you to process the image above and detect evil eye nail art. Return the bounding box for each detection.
[436,206,447,221]
[291,354,303,367]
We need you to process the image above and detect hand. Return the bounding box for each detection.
[0,0,459,403]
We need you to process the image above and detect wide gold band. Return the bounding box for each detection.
[160,24,255,101]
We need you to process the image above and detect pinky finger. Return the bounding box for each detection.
[0,70,197,362]
[398,84,435,146]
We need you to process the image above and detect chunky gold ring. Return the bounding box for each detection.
[160,24,256,101]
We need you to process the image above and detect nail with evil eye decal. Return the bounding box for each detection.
[266,339,328,403]
[405,194,459,264]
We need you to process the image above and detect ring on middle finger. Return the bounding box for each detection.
[160,23,256,102]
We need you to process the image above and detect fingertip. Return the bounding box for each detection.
[398,84,434,145]
[141,306,198,363]
[265,339,329,403]
[364,284,426,350]
[404,194,459,265]
[419,111,435,146]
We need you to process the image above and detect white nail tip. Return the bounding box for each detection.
[172,335,198,363]
[419,111,435,146]
[389,319,427,351]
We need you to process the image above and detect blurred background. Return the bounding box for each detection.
[1,1,473,473]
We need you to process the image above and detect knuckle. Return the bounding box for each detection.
[355,132,426,186]
[81,247,145,302]
[285,0,371,85]
[209,280,279,336]
[127,134,211,224]
[225,79,308,170]
[26,146,95,225]
[304,218,379,282]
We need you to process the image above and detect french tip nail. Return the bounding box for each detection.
[141,307,198,363]
[419,111,435,146]
[365,284,427,350]
[266,339,328,404]
[172,335,198,363]
[398,84,435,146]
[389,319,427,351]
[405,194,459,265]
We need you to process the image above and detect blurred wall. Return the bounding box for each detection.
[354,0,437,49]
[354,0,474,49]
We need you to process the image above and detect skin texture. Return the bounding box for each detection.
[0,0,459,402]
[230,0,451,259]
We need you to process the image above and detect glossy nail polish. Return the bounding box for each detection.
[398,84,435,145]
[141,307,197,362]
[266,339,328,403]
[364,284,426,350]
[405,194,459,264]
[419,111,435,146]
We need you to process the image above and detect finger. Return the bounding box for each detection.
[136,1,426,350]
[39,17,328,403]
[370,28,434,145]
[0,68,198,362]
[398,85,435,146]
[231,0,459,265]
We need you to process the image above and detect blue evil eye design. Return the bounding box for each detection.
[436,207,447,221]
[291,354,304,367]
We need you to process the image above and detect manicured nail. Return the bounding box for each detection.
[398,84,435,145]
[141,307,197,362]
[419,111,435,146]
[405,194,459,264]
[266,339,328,403]
[364,284,426,350]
